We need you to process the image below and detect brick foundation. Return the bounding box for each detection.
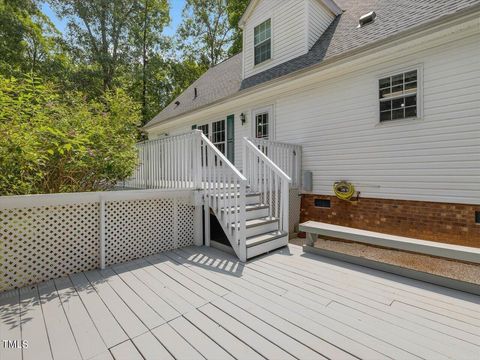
[300,194,480,248]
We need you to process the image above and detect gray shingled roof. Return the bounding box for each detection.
[147,53,242,127]
[145,0,480,128]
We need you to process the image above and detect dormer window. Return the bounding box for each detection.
[254,19,271,65]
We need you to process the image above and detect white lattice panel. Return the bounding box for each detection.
[0,203,100,292]
[177,203,195,248]
[105,198,195,266]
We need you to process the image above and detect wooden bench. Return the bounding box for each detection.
[299,221,480,264]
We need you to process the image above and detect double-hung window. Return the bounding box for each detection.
[254,19,271,65]
[255,112,269,139]
[379,70,418,122]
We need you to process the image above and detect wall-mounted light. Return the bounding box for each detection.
[240,113,246,125]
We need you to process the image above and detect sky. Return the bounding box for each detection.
[41,0,186,36]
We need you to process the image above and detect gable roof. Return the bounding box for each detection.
[145,0,480,129]
[238,0,342,29]
[241,0,480,89]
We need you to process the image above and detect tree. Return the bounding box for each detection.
[177,0,234,67]
[128,0,170,123]
[0,0,68,78]
[0,74,141,195]
[226,0,250,55]
[49,0,142,91]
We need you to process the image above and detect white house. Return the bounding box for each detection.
[143,0,480,256]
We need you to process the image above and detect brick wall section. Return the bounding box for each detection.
[300,194,480,248]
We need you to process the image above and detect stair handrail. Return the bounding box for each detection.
[199,131,247,261]
[243,137,291,235]
[248,137,302,189]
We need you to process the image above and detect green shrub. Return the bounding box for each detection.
[0,75,140,195]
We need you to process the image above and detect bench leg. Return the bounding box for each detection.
[305,232,317,247]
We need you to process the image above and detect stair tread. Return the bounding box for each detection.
[220,204,269,212]
[213,192,260,197]
[246,231,288,248]
[230,217,279,229]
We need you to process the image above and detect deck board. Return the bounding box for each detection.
[151,323,204,360]
[132,331,174,360]
[69,272,129,348]
[54,276,108,360]
[83,269,148,339]
[2,244,480,360]
[37,280,82,360]
[109,340,143,360]
[0,290,22,360]
[247,254,480,355]
[19,286,53,360]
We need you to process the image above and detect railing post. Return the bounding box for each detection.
[282,179,290,236]
[193,191,203,246]
[99,195,106,269]
[204,204,210,247]
[242,137,247,180]
[238,180,247,262]
[193,130,202,189]
[296,146,302,190]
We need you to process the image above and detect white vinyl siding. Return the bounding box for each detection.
[148,25,479,205]
[274,33,480,204]
[243,0,308,78]
[307,0,334,49]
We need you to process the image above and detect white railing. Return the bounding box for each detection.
[200,133,247,261]
[243,137,291,235]
[248,138,302,189]
[124,132,199,189]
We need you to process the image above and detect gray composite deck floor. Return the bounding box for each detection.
[1,244,480,360]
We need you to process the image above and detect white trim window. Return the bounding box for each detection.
[255,112,269,139]
[254,19,271,65]
[379,69,418,122]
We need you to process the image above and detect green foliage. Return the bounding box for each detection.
[0,0,248,194]
[177,0,234,67]
[0,0,69,78]
[0,75,141,195]
[226,0,250,56]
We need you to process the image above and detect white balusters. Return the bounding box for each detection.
[248,138,302,189]
[200,133,247,260]
[125,132,200,189]
[243,137,292,235]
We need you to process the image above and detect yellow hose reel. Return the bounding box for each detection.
[333,181,358,202]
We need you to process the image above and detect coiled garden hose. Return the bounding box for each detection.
[333,181,356,201]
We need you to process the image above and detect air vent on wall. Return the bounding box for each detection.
[314,199,331,208]
[358,11,376,28]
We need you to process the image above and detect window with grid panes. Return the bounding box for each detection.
[255,112,269,139]
[212,119,226,154]
[379,70,418,122]
[254,19,271,65]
